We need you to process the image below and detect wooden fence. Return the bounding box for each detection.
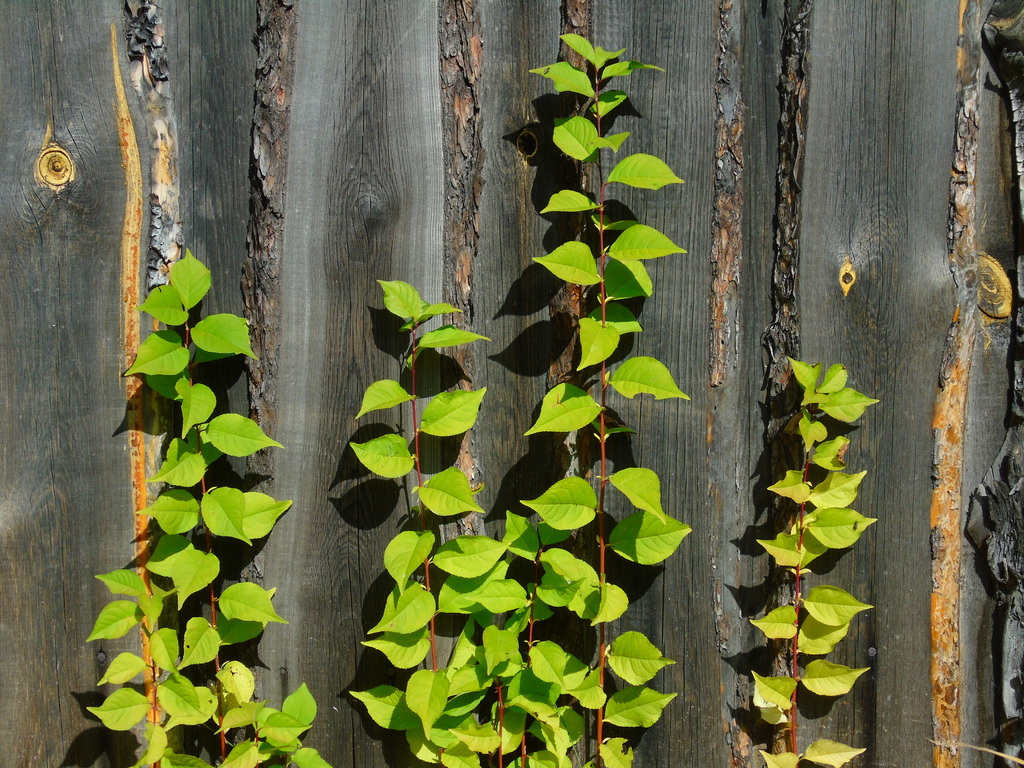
[1,1,1021,766]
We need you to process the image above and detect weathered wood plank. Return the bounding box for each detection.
[0,3,137,765]
[797,2,959,764]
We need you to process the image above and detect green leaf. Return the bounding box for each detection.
[803,585,872,626]
[352,433,414,478]
[191,313,256,358]
[219,582,287,624]
[750,605,798,640]
[169,250,211,310]
[263,710,311,747]
[529,61,595,97]
[218,661,256,704]
[292,748,334,768]
[364,627,432,669]
[603,686,676,727]
[592,581,629,624]
[126,330,189,376]
[506,668,560,725]
[798,411,828,452]
[607,632,674,685]
[149,436,221,487]
[591,43,628,68]
[522,477,597,530]
[817,387,878,422]
[607,153,684,190]
[138,284,188,325]
[752,673,796,711]
[525,383,602,435]
[217,618,264,646]
[603,59,662,77]
[356,379,412,418]
[798,615,850,655]
[420,388,487,437]
[142,489,201,535]
[578,318,621,369]
[370,583,435,634]
[503,512,539,559]
[283,683,318,727]
[378,280,427,321]
[180,617,221,668]
[433,536,508,579]
[529,641,589,691]
[759,752,800,768]
[597,131,630,152]
[592,302,643,334]
[159,672,217,726]
[88,600,141,641]
[600,739,635,768]
[541,190,599,213]
[87,687,150,730]
[450,719,501,754]
[807,471,866,509]
[790,359,821,392]
[150,627,180,671]
[205,413,282,457]
[385,530,435,586]
[803,739,867,767]
[767,470,811,504]
[97,651,147,685]
[757,531,826,569]
[482,625,522,675]
[610,467,669,522]
[137,582,170,627]
[219,742,259,768]
[812,436,849,471]
[202,486,249,543]
[350,686,419,730]
[148,535,220,607]
[609,357,688,400]
[801,659,869,697]
[569,668,607,710]
[240,491,291,539]
[419,325,490,349]
[407,669,450,733]
[96,569,147,597]
[608,511,690,565]
[418,467,485,517]
[605,258,652,299]
[132,722,169,768]
[805,507,876,549]
[608,224,685,261]
[819,364,848,394]
[553,116,600,161]
[534,242,600,285]
[593,89,629,118]
[559,34,601,66]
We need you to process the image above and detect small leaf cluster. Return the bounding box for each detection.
[752,359,878,768]
[89,252,330,768]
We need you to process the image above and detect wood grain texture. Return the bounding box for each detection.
[0,3,136,765]
[798,2,959,764]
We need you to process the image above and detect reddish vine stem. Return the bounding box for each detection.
[408,323,439,671]
[789,450,812,755]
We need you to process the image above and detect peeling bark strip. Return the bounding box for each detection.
[708,5,751,766]
[112,21,156,726]
[764,0,811,439]
[438,0,484,494]
[931,4,982,766]
[124,1,182,286]
[969,2,1024,761]
[244,0,297,474]
[709,0,744,389]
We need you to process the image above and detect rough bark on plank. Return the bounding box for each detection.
[968,1,1024,761]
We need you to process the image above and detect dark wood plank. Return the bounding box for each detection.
[797,2,960,763]
[0,3,138,765]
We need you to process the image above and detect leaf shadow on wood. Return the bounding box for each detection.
[61,710,139,767]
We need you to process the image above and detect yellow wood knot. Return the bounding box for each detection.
[839,255,856,296]
[978,252,1012,319]
[36,144,75,190]
[516,128,538,160]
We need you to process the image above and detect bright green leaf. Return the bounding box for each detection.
[95,569,147,598]
[803,739,866,767]
[801,659,869,697]
[378,280,427,321]
[433,536,508,579]
[605,258,652,299]
[150,627,179,671]
[593,89,629,117]
[351,686,419,730]
[817,388,878,423]
[525,383,602,435]
[592,302,643,334]
[750,605,798,640]
[608,632,674,685]
[578,317,621,369]
[357,379,412,418]
[767,470,810,503]
[240,491,291,539]
[283,683,318,727]
[97,651,147,685]
[521,477,597,530]
[759,752,800,768]
[807,471,866,509]
[503,512,539,559]
[126,330,189,376]
[819,364,849,394]
[219,582,287,624]
[603,60,662,77]
[407,669,450,733]
[419,388,487,437]
[218,661,256,704]
[175,380,216,439]
[87,687,150,731]
[419,325,490,349]
[180,617,221,668]
[219,742,259,768]
[192,314,255,358]
[812,436,849,471]
[603,686,676,727]
[803,585,872,626]
[592,581,629,624]
[364,627,432,669]
[418,467,485,517]
[147,535,220,607]
[559,34,599,65]
[205,413,282,457]
[609,357,688,400]
[529,61,595,97]
[202,486,249,543]
[752,673,796,711]
[87,600,141,641]
[384,530,435,586]
[553,116,600,161]
[143,489,200,535]
[805,507,876,549]
[370,583,435,634]
[608,224,685,261]
[534,242,600,286]
[790,359,821,392]
[798,615,851,656]
[609,467,668,522]
[138,284,188,325]
[541,190,599,213]
[607,153,684,190]
[148,436,221,487]
[600,738,635,768]
[169,250,211,310]
[292,748,334,768]
[608,511,690,565]
[798,411,828,452]
[351,433,414,478]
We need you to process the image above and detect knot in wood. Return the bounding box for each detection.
[36,145,75,190]
[839,255,856,296]
[978,253,1012,319]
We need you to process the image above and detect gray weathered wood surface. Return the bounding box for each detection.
[0,1,1020,766]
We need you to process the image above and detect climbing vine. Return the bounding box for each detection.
[88,252,330,768]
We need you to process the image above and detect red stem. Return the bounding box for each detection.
[789,452,812,755]
[408,324,439,671]
[495,680,505,768]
